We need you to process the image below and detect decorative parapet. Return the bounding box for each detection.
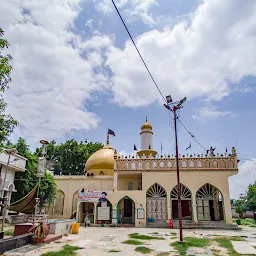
[115,151,238,172]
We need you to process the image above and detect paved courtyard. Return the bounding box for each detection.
[5,226,256,256]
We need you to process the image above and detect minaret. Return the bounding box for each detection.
[137,117,157,158]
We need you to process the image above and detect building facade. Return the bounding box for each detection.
[0,150,27,215]
[51,120,238,227]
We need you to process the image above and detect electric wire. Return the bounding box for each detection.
[111,0,166,103]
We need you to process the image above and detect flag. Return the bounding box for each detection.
[186,142,191,151]
[149,144,151,149]
[134,144,137,151]
[161,143,163,154]
[225,147,228,153]
[108,129,115,136]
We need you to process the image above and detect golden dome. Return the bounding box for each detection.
[86,145,115,171]
[141,121,152,130]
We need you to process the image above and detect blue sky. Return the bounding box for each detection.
[1,0,256,198]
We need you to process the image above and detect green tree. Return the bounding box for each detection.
[0,28,18,144]
[235,194,247,219]
[36,139,103,175]
[246,182,256,212]
[12,138,56,206]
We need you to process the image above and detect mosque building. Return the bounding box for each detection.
[49,119,238,228]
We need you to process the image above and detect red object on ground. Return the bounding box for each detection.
[43,234,62,244]
[14,223,33,236]
[168,219,174,229]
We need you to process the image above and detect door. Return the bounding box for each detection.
[124,199,132,217]
[147,197,167,223]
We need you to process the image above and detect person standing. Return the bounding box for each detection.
[84,212,90,227]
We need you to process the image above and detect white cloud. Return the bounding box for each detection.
[106,0,256,108]
[229,159,256,199]
[92,0,157,26]
[192,105,232,120]
[0,0,113,144]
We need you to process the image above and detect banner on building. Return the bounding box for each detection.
[78,190,107,203]
[37,157,46,177]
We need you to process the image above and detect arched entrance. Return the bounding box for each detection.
[171,184,192,220]
[54,190,65,215]
[146,183,167,223]
[196,183,224,221]
[96,199,112,224]
[71,191,79,218]
[79,202,94,223]
[117,196,135,225]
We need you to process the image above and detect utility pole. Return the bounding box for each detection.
[164,96,187,243]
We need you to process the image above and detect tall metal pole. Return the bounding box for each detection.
[173,106,183,243]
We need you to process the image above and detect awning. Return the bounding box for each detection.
[8,184,39,214]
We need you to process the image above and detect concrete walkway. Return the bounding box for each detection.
[4,226,256,256]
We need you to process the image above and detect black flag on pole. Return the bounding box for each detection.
[108,129,115,136]
[225,147,228,153]
[149,144,151,149]
[134,144,137,151]
[186,142,191,151]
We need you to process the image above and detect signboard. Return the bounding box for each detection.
[137,208,145,219]
[78,190,107,203]
[98,207,110,220]
[37,157,46,177]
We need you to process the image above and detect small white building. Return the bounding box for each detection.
[0,150,27,214]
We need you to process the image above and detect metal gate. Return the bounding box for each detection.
[147,197,167,223]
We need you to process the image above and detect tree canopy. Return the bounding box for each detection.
[246,182,256,212]
[11,138,56,206]
[36,139,103,175]
[0,28,18,144]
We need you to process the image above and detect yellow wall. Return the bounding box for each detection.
[117,176,140,190]
[53,170,237,226]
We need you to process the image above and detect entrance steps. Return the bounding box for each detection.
[147,220,241,230]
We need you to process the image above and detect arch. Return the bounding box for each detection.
[228,160,234,168]
[196,183,224,221]
[153,161,157,168]
[219,160,226,168]
[205,160,210,168]
[189,160,195,168]
[117,196,135,225]
[196,160,202,168]
[131,162,136,169]
[138,161,142,169]
[78,201,94,223]
[55,190,65,215]
[146,183,167,223]
[145,161,150,169]
[159,161,164,168]
[182,161,187,168]
[212,160,218,168]
[125,162,129,169]
[171,184,192,220]
[167,161,172,168]
[100,171,104,175]
[72,190,79,214]
[8,183,15,192]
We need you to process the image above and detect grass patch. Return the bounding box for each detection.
[108,249,121,252]
[211,248,221,256]
[214,238,253,256]
[230,236,246,241]
[171,237,210,256]
[149,232,159,234]
[233,218,256,227]
[41,245,81,256]
[170,232,177,236]
[4,230,14,236]
[122,239,144,245]
[135,246,153,254]
[129,233,164,240]
[156,252,170,256]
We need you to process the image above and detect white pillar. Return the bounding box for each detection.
[167,193,172,220]
[112,205,117,225]
[192,194,198,223]
[114,172,118,191]
[93,203,97,224]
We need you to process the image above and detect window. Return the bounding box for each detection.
[167,161,172,168]
[212,160,218,168]
[228,160,234,168]
[128,181,133,190]
[182,161,187,168]
[189,160,195,168]
[146,161,150,169]
[138,162,142,169]
[131,162,135,169]
[196,160,202,168]
[205,160,210,168]
[160,161,164,168]
[99,171,104,175]
[153,161,157,168]
[219,160,226,168]
[125,162,129,169]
